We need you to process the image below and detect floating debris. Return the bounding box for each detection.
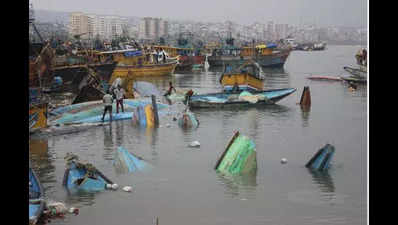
[189,141,201,147]
[122,186,133,192]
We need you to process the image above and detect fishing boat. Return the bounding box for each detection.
[343,66,367,78]
[29,164,45,225]
[307,76,342,81]
[62,153,114,192]
[220,59,265,92]
[207,38,291,68]
[340,76,367,84]
[214,131,257,176]
[305,144,335,171]
[29,88,49,132]
[101,49,177,80]
[114,146,151,174]
[187,88,296,108]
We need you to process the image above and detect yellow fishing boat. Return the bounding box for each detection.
[220,59,265,92]
[29,101,48,131]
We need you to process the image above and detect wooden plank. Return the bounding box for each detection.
[214,131,240,170]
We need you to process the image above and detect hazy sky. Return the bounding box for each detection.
[33,0,367,27]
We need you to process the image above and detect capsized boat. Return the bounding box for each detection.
[220,59,265,92]
[29,164,45,225]
[62,153,114,192]
[214,131,257,176]
[305,144,335,171]
[114,146,152,174]
[343,66,367,78]
[187,88,296,108]
[177,109,199,128]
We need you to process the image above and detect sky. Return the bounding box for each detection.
[33,0,367,27]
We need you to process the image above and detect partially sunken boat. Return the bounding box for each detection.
[29,163,45,225]
[114,146,152,174]
[62,153,114,192]
[177,109,199,128]
[187,88,296,108]
[214,131,257,176]
[305,144,335,171]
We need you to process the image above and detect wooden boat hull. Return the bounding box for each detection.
[307,76,342,81]
[29,165,45,225]
[29,102,48,131]
[63,161,112,192]
[305,144,335,171]
[221,73,264,92]
[110,61,177,79]
[215,131,257,176]
[188,88,296,108]
[114,146,151,173]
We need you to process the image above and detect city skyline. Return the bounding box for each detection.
[32,0,367,28]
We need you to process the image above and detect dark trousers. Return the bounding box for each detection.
[102,105,112,122]
[116,99,124,113]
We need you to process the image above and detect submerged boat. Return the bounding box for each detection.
[340,76,367,84]
[220,59,265,92]
[214,131,257,176]
[177,110,199,128]
[305,144,335,171]
[63,153,114,192]
[187,88,296,108]
[29,164,45,225]
[343,66,367,78]
[114,146,151,174]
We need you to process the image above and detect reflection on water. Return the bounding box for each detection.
[308,169,335,193]
[300,105,311,127]
[115,120,124,147]
[216,171,257,199]
[64,190,97,207]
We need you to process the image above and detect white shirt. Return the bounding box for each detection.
[103,94,113,106]
[114,88,125,100]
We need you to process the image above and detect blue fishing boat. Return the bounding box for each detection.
[29,164,45,225]
[114,146,151,173]
[62,154,114,192]
[305,144,335,171]
[187,88,296,108]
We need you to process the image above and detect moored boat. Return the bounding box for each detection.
[29,164,45,225]
[187,88,296,108]
[220,59,265,92]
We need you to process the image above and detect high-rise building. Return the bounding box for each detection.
[139,17,168,40]
[69,12,89,39]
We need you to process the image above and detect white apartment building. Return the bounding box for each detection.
[139,17,168,40]
[70,12,127,40]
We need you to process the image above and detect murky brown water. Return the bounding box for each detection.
[30,45,367,225]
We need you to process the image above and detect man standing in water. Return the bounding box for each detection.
[102,90,113,122]
[114,85,125,113]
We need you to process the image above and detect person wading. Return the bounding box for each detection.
[114,85,125,113]
[101,90,113,122]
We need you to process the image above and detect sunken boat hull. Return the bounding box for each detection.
[29,164,45,225]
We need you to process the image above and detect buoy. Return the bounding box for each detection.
[106,184,112,189]
[281,158,287,164]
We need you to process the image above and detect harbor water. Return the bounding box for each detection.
[29,45,367,225]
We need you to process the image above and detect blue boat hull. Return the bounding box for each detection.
[114,146,151,173]
[305,144,335,171]
[29,165,44,224]
[63,162,112,192]
[188,88,296,108]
